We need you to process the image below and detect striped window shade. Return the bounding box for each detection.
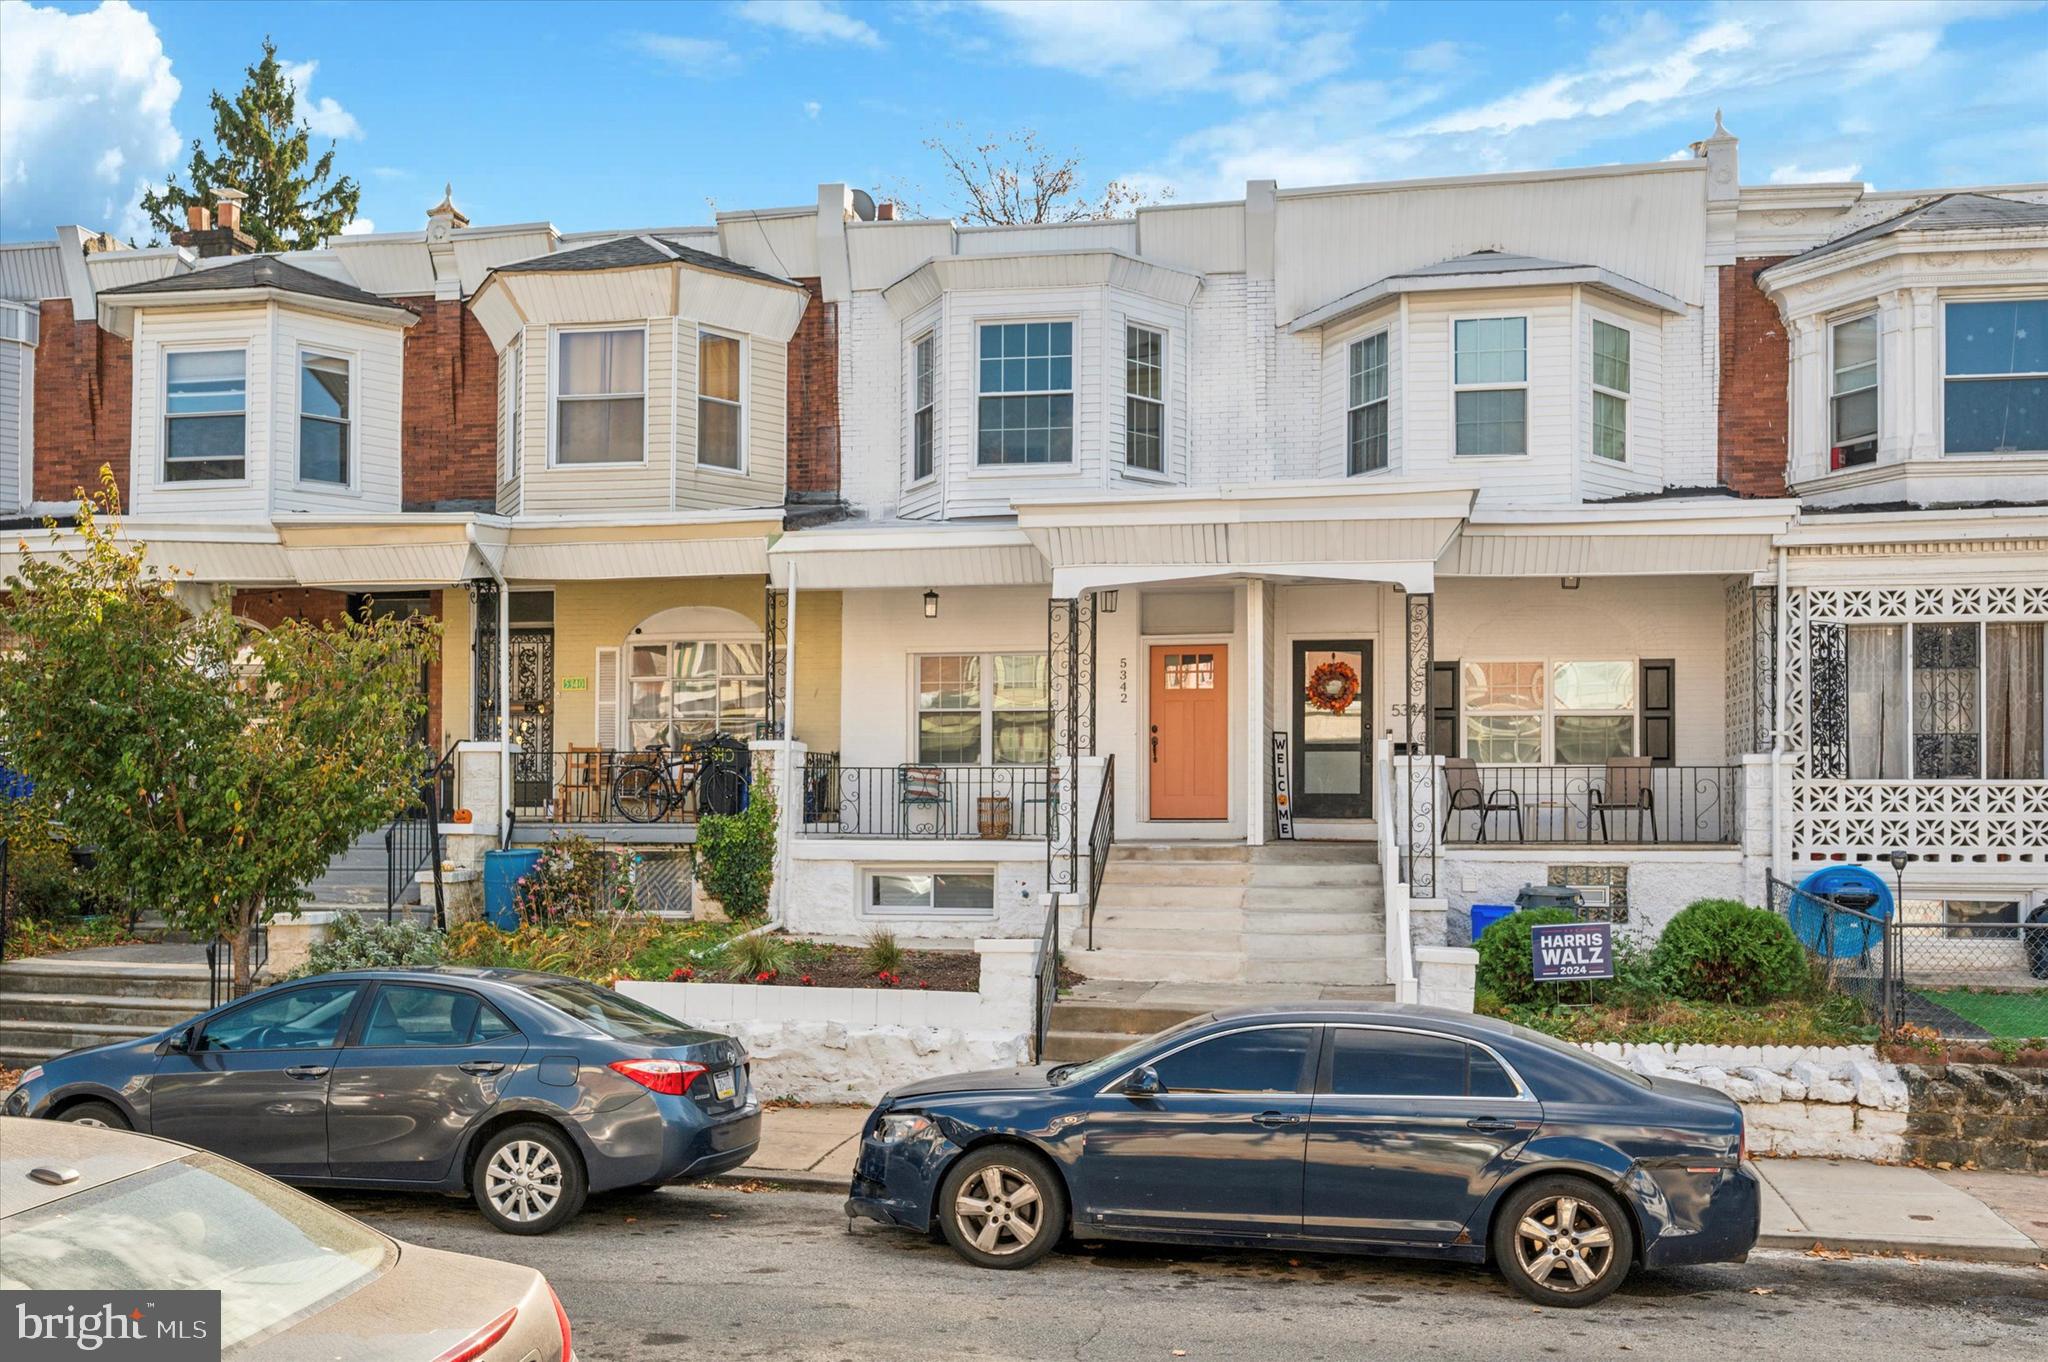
[595,646,620,749]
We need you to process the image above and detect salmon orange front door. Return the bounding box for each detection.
[1149,645,1229,820]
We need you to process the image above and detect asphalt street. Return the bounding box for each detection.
[324,1183,2048,1362]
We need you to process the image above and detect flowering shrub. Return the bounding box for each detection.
[515,836,635,926]
[297,913,442,977]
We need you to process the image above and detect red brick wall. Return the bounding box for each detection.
[31,299,131,504]
[230,587,351,631]
[1717,258,1792,498]
[784,278,839,496]
[396,297,498,508]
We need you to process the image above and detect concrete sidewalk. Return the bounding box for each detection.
[721,1105,2047,1265]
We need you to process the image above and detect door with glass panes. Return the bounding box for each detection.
[1294,641,1372,819]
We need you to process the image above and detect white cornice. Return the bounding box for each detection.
[881,250,1202,319]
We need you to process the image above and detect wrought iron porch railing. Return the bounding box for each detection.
[1086,756,1115,950]
[799,764,1051,840]
[1439,764,1739,846]
[1033,893,1061,1062]
[385,741,460,927]
[511,743,751,825]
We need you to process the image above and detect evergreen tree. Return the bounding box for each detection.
[138,38,360,251]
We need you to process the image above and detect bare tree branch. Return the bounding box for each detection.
[910,126,1172,226]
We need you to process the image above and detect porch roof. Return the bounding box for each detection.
[1,521,295,585]
[1440,501,1800,577]
[767,521,1049,589]
[1012,480,1478,596]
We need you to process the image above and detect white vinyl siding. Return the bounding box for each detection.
[1401,289,1574,505]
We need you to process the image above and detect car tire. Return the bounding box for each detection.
[471,1123,588,1236]
[1491,1175,1635,1307]
[936,1145,1066,1270]
[55,1099,130,1130]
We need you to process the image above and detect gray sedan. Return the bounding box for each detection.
[3,966,759,1234]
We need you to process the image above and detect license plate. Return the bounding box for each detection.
[712,1070,736,1101]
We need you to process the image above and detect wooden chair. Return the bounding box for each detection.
[1589,756,1657,842]
[555,745,605,821]
[1441,757,1524,841]
[897,764,950,836]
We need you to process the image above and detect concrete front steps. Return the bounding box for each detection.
[1041,979,1398,1063]
[0,951,213,1068]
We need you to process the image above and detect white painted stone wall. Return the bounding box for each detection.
[1442,848,1747,946]
[618,938,1038,1103]
[1582,1042,1909,1161]
[784,841,1049,940]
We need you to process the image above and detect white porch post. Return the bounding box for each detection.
[496,568,512,845]
[776,563,799,924]
[1246,580,1267,846]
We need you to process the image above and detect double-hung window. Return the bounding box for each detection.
[1460,660,1638,763]
[1840,621,2046,780]
[298,352,350,486]
[977,322,1073,465]
[1830,313,1878,468]
[1125,323,1165,473]
[699,330,743,470]
[1591,321,1629,461]
[554,328,644,464]
[911,332,935,482]
[1347,332,1389,474]
[1945,299,2046,455]
[1453,317,1527,456]
[163,349,247,482]
[627,640,769,749]
[915,653,1050,765]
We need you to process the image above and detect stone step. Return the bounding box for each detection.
[1046,1000,1213,1035]
[1245,958,1389,986]
[1094,884,1246,911]
[0,991,201,1029]
[1040,1030,1143,1064]
[0,1018,162,1056]
[1244,934,1384,964]
[1110,844,1251,864]
[1087,903,1243,929]
[0,959,213,1002]
[1242,886,1381,913]
[1071,947,1241,984]
[1098,862,1251,887]
[1086,925,1236,954]
[1248,864,1382,888]
[0,1042,74,1068]
[1250,843,1378,864]
[1238,910,1384,935]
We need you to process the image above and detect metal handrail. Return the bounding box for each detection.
[385,740,460,928]
[1032,892,1061,1061]
[1085,755,1115,951]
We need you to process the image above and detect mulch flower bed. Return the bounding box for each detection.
[658,943,1089,993]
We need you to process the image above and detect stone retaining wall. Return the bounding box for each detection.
[1898,1064,2048,1173]
[1580,1043,1909,1160]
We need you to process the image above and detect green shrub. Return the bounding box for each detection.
[515,835,634,926]
[861,927,905,977]
[723,930,792,982]
[1652,898,1809,1005]
[696,788,777,921]
[0,798,118,921]
[1475,907,1580,1006]
[298,913,442,977]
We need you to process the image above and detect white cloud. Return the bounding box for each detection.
[737,0,883,48]
[803,99,822,119]
[338,216,377,235]
[1769,163,1863,185]
[0,0,181,239]
[279,59,362,140]
[1403,40,1463,75]
[633,33,740,72]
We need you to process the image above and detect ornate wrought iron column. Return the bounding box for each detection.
[1751,584,1777,756]
[471,580,501,740]
[1046,596,1087,893]
[1075,591,1098,757]
[762,584,789,739]
[1808,621,1848,780]
[1403,591,1437,897]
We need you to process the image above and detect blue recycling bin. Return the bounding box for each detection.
[1471,903,1517,943]
[482,848,542,931]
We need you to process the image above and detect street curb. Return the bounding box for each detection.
[709,1167,848,1194]
[1757,1232,2046,1266]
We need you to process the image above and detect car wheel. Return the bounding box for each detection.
[55,1100,130,1130]
[1492,1176,1634,1307]
[472,1124,587,1236]
[937,1146,1066,1270]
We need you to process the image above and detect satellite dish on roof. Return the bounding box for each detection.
[851,189,877,222]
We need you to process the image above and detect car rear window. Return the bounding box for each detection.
[523,979,698,1041]
[0,1151,390,1349]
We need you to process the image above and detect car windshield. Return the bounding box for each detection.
[0,1152,390,1349]
[1049,1015,1213,1087]
[524,979,698,1041]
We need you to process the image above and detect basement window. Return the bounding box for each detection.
[867,870,997,919]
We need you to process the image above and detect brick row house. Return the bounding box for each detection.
[3,121,2043,1000]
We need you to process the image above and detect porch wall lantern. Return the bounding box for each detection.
[1560,576,1582,591]
[1099,589,1119,613]
[924,589,940,619]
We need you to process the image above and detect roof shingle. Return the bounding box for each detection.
[98,254,406,312]
[1781,193,2048,267]
[494,234,799,289]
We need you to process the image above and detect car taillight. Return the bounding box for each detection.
[1738,1117,1748,1163]
[608,1058,707,1096]
[430,1307,518,1362]
[548,1281,573,1361]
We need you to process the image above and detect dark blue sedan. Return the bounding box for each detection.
[5,966,759,1235]
[845,1003,1758,1306]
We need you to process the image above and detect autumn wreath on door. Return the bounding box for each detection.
[1305,658,1361,714]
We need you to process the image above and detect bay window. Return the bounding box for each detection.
[1591,321,1629,462]
[1347,331,1389,474]
[1125,323,1165,473]
[627,640,769,749]
[1945,299,2046,455]
[554,328,644,464]
[163,349,247,482]
[1830,314,1878,468]
[297,352,350,485]
[699,330,743,470]
[977,322,1073,465]
[911,332,935,482]
[915,652,1050,765]
[1453,317,1527,456]
[1460,659,1639,763]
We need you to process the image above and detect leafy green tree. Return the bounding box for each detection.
[0,471,436,990]
[138,37,361,251]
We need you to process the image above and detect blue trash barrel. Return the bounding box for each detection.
[1471,903,1517,943]
[1792,864,1892,959]
[482,848,542,931]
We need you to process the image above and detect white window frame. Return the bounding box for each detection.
[911,650,1052,767]
[293,346,356,492]
[1590,318,1630,464]
[1346,327,1391,476]
[547,323,649,469]
[1460,657,1639,765]
[1123,321,1168,478]
[862,867,999,921]
[695,326,748,475]
[909,329,936,487]
[1938,295,2048,458]
[973,317,1077,471]
[1450,314,1530,459]
[623,631,773,751]
[161,343,251,487]
[1832,616,2048,785]
[1829,310,1880,468]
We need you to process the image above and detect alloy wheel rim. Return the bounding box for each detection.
[1513,1194,1616,1292]
[69,1116,108,1128]
[953,1164,1044,1257]
[485,1140,564,1223]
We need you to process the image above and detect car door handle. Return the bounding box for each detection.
[459,1060,506,1075]
[284,1065,329,1080]
[1466,1117,1519,1133]
[1252,1111,1302,1129]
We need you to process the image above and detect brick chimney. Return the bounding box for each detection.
[171,188,259,257]
[876,201,898,222]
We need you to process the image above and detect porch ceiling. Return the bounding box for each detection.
[499,533,771,581]
[1440,502,1798,577]
[768,525,1051,589]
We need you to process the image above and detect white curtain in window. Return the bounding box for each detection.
[1845,625,1906,779]
[1986,622,2046,780]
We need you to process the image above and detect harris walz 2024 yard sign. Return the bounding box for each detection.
[1530,921,1615,982]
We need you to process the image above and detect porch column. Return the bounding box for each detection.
[1046,596,1084,894]
[1403,590,1437,897]
[1246,582,1266,846]
[762,582,789,739]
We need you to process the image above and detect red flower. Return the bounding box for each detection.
[670,965,695,981]
[800,973,815,986]
[916,979,929,990]
[755,969,777,983]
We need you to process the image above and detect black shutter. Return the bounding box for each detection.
[1431,661,1460,759]
[1640,659,1675,765]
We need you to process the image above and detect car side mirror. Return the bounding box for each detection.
[1122,1065,1162,1098]
[162,1026,194,1055]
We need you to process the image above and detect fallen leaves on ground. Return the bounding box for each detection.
[1748,1286,1776,1295]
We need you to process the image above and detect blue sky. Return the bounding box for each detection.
[4,0,2045,243]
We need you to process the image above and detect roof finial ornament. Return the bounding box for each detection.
[1713,107,1729,137]
[426,182,470,236]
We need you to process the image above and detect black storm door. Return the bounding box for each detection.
[1294,640,1373,820]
